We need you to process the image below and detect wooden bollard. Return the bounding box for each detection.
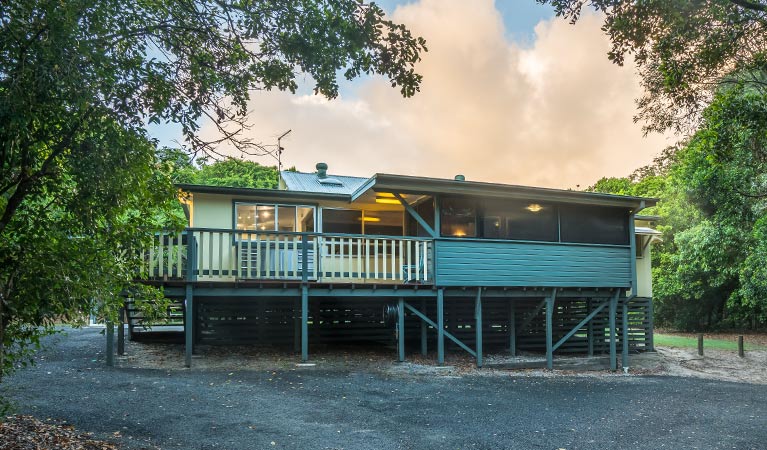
[698,334,704,356]
[738,335,744,358]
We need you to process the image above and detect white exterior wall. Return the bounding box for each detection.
[636,244,652,297]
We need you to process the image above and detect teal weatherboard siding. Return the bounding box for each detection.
[434,239,632,287]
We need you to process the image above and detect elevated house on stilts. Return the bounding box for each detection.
[123,163,660,370]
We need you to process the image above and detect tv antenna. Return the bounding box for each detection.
[276,129,292,171]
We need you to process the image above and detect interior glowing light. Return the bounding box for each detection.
[260,211,271,218]
[359,217,381,222]
[260,225,266,230]
[377,192,396,198]
[453,230,467,237]
[375,198,401,205]
[526,203,543,212]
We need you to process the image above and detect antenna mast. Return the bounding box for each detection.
[277,129,292,171]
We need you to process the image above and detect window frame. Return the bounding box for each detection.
[233,201,316,235]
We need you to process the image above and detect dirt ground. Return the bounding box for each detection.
[117,331,767,384]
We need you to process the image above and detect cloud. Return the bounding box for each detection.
[202,0,671,189]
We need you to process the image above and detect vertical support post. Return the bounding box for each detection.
[629,212,637,293]
[437,288,444,365]
[622,300,629,370]
[185,232,197,369]
[648,297,655,351]
[509,302,516,357]
[545,291,555,370]
[117,307,125,356]
[397,297,405,362]
[420,299,428,356]
[293,298,300,353]
[105,320,114,367]
[587,298,594,357]
[475,288,483,368]
[301,284,309,362]
[609,291,618,371]
[738,335,744,358]
[184,284,194,368]
[697,334,704,356]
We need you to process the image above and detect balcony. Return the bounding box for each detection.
[139,228,433,285]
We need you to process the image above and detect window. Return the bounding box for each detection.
[364,210,404,236]
[559,205,629,245]
[297,207,315,232]
[482,200,558,241]
[322,208,362,234]
[321,208,404,235]
[234,203,315,232]
[440,197,476,237]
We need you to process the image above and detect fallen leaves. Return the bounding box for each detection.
[0,415,118,450]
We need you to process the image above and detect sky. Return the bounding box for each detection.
[152,0,673,189]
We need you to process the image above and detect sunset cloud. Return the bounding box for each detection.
[202,0,671,189]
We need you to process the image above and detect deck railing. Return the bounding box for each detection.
[140,228,432,284]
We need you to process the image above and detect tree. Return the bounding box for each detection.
[589,82,767,330]
[177,158,281,189]
[0,0,426,374]
[539,0,767,133]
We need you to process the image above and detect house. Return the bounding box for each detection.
[130,163,660,370]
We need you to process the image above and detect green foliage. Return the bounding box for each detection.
[654,333,764,351]
[590,81,767,330]
[177,158,280,189]
[540,0,767,133]
[0,0,425,376]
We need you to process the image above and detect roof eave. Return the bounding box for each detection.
[363,174,657,210]
[176,183,351,201]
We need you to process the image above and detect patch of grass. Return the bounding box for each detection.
[655,334,765,351]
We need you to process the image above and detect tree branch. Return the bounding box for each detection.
[729,0,767,13]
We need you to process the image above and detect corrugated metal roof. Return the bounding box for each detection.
[280,170,369,195]
[635,226,662,236]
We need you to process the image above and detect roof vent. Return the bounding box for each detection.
[318,177,343,186]
[316,162,328,179]
[454,174,465,181]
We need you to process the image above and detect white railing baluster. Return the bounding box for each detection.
[374,239,379,280]
[356,238,362,279]
[177,232,183,278]
[197,232,205,279]
[217,232,223,278]
[266,234,272,278]
[329,237,336,278]
[158,234,165,278]
[148,238,155,278]
[397,241,410,280]
[414,241,419,282]
[292,235,298,278]
[365,239,370,280]
[381,239,389,280]
[248,233,254,278]
[312,236,318,280]
[208,232,213,279]
[164,234,171,277]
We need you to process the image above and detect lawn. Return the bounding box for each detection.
[655,333,766,351]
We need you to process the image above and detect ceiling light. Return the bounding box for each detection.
[526,203,543,213]
[375,198,401,205]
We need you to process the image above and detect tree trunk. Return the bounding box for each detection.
[0,295,5,383]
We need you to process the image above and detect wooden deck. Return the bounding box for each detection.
[139,228,432,285]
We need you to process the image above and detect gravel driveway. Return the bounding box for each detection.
[2,327,766,450]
